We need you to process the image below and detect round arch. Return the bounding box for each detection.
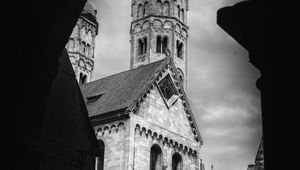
[150,144,163,170]
[172,152,183,170]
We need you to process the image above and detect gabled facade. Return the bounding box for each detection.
[80,58,202,170]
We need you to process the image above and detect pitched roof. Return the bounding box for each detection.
[80,57,203,144]
[80,58,169,117]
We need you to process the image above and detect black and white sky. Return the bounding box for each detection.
[88,0,262,169]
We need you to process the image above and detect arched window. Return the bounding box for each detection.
[144,1,149,16]
[87,30,93,45]
[157,36,168,54]
[79,73,87,85]
[95,140,105,170]
[180,9,184,22]
[177,5,180,18]
[87,44,91,57]
[82,42,86,54]
[162,36,168,54]
[138,4,143,19]
[138,37,147,56]
[138,39,144,55]
[81,26,87,40]
[150,144,163,170]
[172,153,183,170]
[176,40,183,59]
[156,36,162,53]
[156,0,162,14]
[163,1,170,16]
[143,37,147,54]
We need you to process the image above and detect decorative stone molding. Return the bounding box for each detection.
[95,122,125,136]
[134,124,198,158]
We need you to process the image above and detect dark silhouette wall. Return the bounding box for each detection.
[217,0,287,170]
[5,0,100,169]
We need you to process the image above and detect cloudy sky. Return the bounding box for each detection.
[88,0,262,169]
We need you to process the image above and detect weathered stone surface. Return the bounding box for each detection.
[130,0,189,90]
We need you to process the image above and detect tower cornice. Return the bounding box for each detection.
[130,14,189,30]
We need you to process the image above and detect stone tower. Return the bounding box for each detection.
[130,0,189,89]
[66,2,98,84]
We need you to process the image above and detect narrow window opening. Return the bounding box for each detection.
[162,37,168,54]
[157,0,162,14]
[150,145,163,170]
[177,5,180,18]
[138,39,143,55]
[143,37,147,54]
[163,1,170,16]
[138,4,143,19]
[144,2,149,16]
[177,68,184,85]
[181,9,184,22]
[79,73,87,85]
[172,153,183,170]
[176,40,183,59]
[156,36,162,53]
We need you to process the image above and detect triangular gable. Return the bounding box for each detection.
[126,57,203,145]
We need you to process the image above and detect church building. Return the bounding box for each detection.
[67,0,204,169]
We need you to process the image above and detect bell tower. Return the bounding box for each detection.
[66,2,98,85]
[130,0,189,89]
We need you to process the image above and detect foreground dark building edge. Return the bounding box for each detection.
[7,0,100,169]
[217,0,287,170]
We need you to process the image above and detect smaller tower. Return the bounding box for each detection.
[66,2,98,84]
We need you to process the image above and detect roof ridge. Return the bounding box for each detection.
[80,58,168,88]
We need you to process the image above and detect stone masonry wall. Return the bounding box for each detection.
[130,115,200,170]
[129,83,201,169]
[94,120,131,170]
[137,85,195,140]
